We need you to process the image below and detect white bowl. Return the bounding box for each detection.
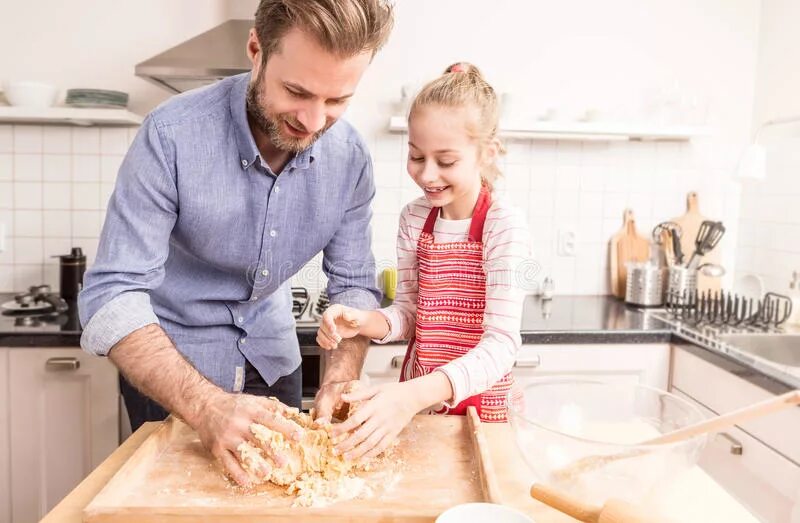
[2,81,59,108]
[436,503,534,523]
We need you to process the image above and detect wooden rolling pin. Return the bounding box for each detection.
[530,484,674,523]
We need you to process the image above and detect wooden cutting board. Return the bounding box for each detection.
[608,209,650,298]
[670,192,721,292]
[83,415,484,522]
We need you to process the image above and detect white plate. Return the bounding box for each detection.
[436,503,535,523]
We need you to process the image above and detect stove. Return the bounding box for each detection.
[292,287,329,326]
[0,285,80,333]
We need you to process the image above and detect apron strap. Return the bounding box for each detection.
[468,187,492,242]
[421,187,493,239]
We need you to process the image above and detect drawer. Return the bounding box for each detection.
[671,388,800,522]
[672,346,800,464]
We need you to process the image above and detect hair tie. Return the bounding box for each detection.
[449,63,465,73]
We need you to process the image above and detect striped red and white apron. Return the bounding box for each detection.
[399,187,513,423]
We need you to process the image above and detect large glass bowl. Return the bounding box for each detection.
[508,379,708,507]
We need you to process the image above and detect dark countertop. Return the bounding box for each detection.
[4,292,795,390]
[1,293,670,347]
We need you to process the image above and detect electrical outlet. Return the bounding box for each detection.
[557,228,576,257]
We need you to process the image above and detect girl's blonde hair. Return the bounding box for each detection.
[409,62,505,190]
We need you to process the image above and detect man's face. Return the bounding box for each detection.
[246,28,372,153]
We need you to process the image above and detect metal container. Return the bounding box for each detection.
[625,262,666,307]
[666,265,698,306]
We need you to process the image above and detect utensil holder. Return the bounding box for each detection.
[625,262,666,307]
[666,266,697,307]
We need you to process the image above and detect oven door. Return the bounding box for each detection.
[300,346,321,411]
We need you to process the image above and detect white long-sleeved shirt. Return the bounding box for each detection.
[375,195,531,405]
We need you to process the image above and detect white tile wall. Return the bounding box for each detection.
[735,138,800,295]
[0,124,131,293]
[0,123,739,296]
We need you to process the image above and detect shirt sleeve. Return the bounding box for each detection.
[437,203,530,405]
[78,115,178,356]
[323,149,381,311]
[373,204,418,343]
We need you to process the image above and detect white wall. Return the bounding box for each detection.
[735,0,800,296]
[1,0,762,295]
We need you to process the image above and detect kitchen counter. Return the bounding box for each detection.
[41,420,758,523]
[1,293,672,347]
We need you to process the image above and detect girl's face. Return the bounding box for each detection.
[407,105,495,220]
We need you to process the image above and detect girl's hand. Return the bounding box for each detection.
[330,381,420,461]
[316,304,363,350]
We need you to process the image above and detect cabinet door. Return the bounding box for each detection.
[361,344,407,387]
[8,348,118,523]
[514,343,670,389]
[671,388,800,523]
[0,349,9,523]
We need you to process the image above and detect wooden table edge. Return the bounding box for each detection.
[40,422,161,523]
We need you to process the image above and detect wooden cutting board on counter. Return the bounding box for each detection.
[671,192,721,292]
[83,415,484,522]
[608,209,650,298]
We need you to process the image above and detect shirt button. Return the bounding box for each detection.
[237,316,244,323]
[269,229,277,237]
[241,159,248,167]
[260,269,269,276]
[240,337,247,344]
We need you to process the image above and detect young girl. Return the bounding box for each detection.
[316,62,530,460]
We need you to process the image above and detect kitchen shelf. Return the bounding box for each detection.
[388,116,708,142]
[0,106,143,126]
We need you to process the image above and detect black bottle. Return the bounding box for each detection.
[56,247,87,300]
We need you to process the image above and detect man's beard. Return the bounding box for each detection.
[246,73,331,153]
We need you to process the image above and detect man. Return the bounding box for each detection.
[78,0,394,486]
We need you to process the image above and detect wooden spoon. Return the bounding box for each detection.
[530,483,674,523]
[552,390,800,480]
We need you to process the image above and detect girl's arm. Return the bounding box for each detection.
[437,203,531,406]
[317,202,421,349]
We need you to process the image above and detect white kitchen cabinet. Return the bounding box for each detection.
[0,349,10,523]
[362,343,408,387]
[363,342,671,392]
[513,343,671,390]
[671,344,800,522]
[7,348,119,523]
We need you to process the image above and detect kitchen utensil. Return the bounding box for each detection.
[670,228,684,265]
[1,80,58,107]
[686,220,725,269]
[697,262,726,278]
[624,262,665,307]
[609,209,649,298]
[529,483,670,523]
[508,379,707,508]
[671,192,721,291]
[643,390,800,445]
[660,230,675,267]
[651,222,680,267]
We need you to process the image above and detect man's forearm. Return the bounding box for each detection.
[108,323,222,428]
[321,334,369,384]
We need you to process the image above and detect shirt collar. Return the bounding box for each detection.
[229,72,317,173]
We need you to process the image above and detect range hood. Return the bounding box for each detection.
[135,19,253,94]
